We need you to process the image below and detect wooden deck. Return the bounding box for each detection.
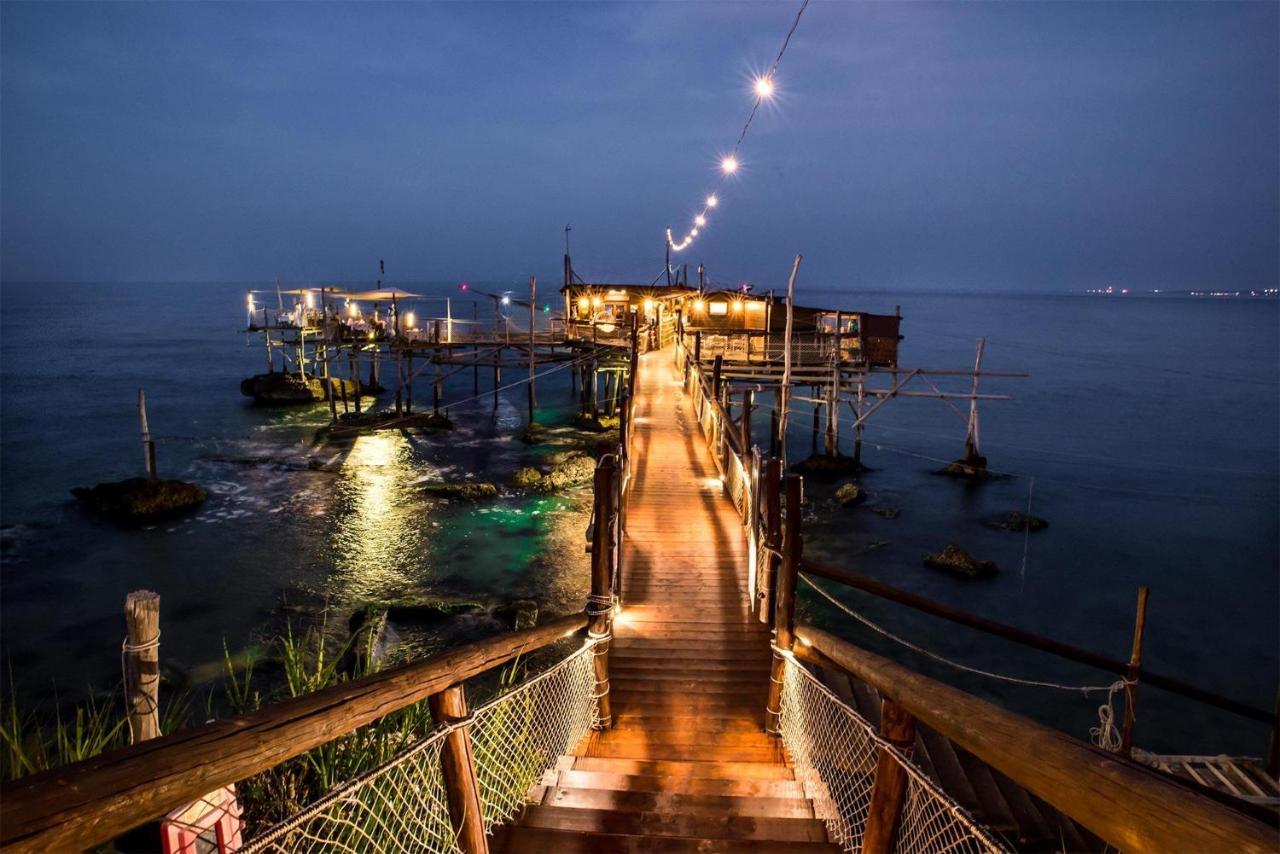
[500,350,837,851]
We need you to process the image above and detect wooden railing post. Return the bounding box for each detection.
[765,474,803,734]
[429,685,487,854]
[757,457,782,624]
[1120,585,1149,757]
[589,456,617,729]
[740,389,753,458]
[863,698,916,854]
[124,590,161,744]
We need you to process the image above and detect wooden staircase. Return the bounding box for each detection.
[496,351,838,852]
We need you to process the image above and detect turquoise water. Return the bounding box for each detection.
[1,281,1275,755]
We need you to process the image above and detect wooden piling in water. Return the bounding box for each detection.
[137,389,157,481]
[123,591,161,744]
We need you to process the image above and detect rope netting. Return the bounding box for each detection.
[243,640,600,854]
[778,658,1007,854]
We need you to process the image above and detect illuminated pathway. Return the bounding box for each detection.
[500,350,838,851]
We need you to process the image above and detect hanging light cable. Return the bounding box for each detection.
[664,0,810,254]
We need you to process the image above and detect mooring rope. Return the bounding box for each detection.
[119,630,161,744]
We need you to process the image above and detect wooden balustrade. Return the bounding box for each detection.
[792,625,1275,853]
[0,614,588,853]
[430,684,487,854]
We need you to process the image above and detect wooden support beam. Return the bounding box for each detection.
[1121,585,1150,757]
[793,625,1275,854]
[430,685,487,854]
[863,698,916,854]
[0,615,588,853]
[765,474,803,734]
[589,456,617,729]
[124,591,161,744]
[757,457,782,624]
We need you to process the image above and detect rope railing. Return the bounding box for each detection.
[243,640,602,854]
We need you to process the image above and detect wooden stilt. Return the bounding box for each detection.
[137,389,157,481]
[406,352,413,414]
[757,457,782,623]
[589,456,617,730]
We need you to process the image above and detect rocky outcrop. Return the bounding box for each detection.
[939,454,989,481]
[240,372,364,405]
[923,544,998,579]
[492,600,539,630]
[519,422,549,444]
[511,453,596,492]
[72,477,206,523]
[835,482,865,507]
[871,506,900,519]
[793,454,861,477]
[574,412,620,432]
[422,482,498,500]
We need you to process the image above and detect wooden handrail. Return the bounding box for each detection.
[793,624,1275,853]
[801,559,1273,725]
[0,614,589,853]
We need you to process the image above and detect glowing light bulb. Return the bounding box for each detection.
[246,294,255,309]
[405,311,416,329]
[690,228,699,237]
[694,215,706,227]
[577,297,589,311]
[732,301,743,313]
[754,75,775,100]
[304,292,315,308]
[501,295,511,305]
[693,299,705,313]
[706,194,718,208]
[591,296,603,308]
[721,156,738,174]
[643,299,655,312]
[347,302,357,318]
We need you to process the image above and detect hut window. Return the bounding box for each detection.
[708,302,729,316]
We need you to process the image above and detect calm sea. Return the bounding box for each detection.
[1,281,1275,755]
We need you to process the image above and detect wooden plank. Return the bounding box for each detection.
[518,805,830,843]
[496,827,840,853]
[539,786,815,819]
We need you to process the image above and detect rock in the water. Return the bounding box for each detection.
[871,506,899,519]
[240,371,361,405]
[72,477,206,522]
[984,511,1048,532]
[923,544,998,578]
[519,422,549,444]
[541,453,596,491]
[835,482,865,507]
[793,454,861,477]
[512,467,544,488]
[345,604,391,672]
[939,455,990,481]
[492,599,539,630]
[574,412,620,432]
[382,599,485,623]
[422,481,498,500]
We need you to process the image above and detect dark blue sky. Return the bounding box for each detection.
[2,1,1276,290]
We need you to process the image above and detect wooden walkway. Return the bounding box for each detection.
[500,351,837,851]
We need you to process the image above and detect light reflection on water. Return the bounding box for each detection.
[328,433,430,603]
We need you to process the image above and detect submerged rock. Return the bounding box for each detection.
[793,454,861,478]
[871,506,900,519]
[541,453,596,491]
[984,511,1049,532]
[381,599,485,623]
[422,482,498,500]
[345,605,392,671]
[72,477,206,523]
[519,422,549,444]
[923,544,998,579]
[834,482,865,507]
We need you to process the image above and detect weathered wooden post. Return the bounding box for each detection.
[758,457,782,623]
[711,355,723,400]
[1120,585,1150,757]
[124,591,161,744]
[350,352,361,414]
[429,684,487,854]
[137,389,157,481]
[863,697,917,854]
[589,456,617,729]
[740,390,753,458]
[765,474,803,734]
[406,351,414,414]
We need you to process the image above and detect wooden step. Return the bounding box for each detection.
[571,756,795,781]
[597,727,778,750]
[554,769,805,799]
[540,785,815,819]
[578,739,783,763]
[611,712,766,734]
[496,826,841,852]
[518,805,831,843]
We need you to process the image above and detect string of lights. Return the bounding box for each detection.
[665,0,810,254]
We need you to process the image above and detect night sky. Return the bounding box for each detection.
[2,1,1276,290]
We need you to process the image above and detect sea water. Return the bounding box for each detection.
[1,281,1275,755]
